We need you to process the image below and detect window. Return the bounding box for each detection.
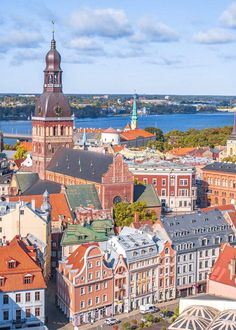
[88,262,92,268]
[8,260,16,268]
[88,273,93,280]
[96,296,99,304]
[88,285,92,293]
[215,237,220,244]
[16,309,21,320]
[201,238,207,247]
[205,260,208,268]
[189,254,192,260]
[161,189,166,196]
[170,178,175,186]
[143,178,148,185]
[35,292,40,301]
[205,250,208,257]
[80,287,85,295]
[96,261,101,267]
[25,292,31,302]
[16,294,21,303]
[104,281,108,289]
[189,264,192,272]
[24,275,32,284]
[35,308,40,317]
[162,179,166,186]
[3,310,9,320]
[20,209,24,215]
[178,189,188,196]
[199,273,202,281]
[103,294,107,302]
[95,284,100,291]
[180,179,188,186]
[88,299,92,306]
[3,294,9,304]
[96,271,101,279]
[183,277,186,285]
[212,249,215,256]
[80,301,85,309]
[152,178,157,186]
[0,277,4,286]
[26,308,31,318]
[199,261,202,269]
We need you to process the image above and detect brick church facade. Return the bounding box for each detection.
[32,34,73,179]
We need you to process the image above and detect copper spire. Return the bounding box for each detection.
[232,111,236,138]
[51,20,56,49]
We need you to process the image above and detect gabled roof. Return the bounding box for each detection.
[9,193,72,223]
[0,237,46,292]
[47,147,113,183]
[203,162,236,174]
[14,172,39,194]
[120,129,155,141]
[103,127,118,134]
[65,184,102,210]
[134,184,161,207]
[167,147,196,157]
[209,244,236,287]
[22,179,61,195]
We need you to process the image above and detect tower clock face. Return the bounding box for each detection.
[55,105,62,116]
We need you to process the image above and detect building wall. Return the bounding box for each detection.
[131,167,196,212]
[207,280,236,300]
[202,169,236,206]
[57,246,113,327]
[0,289,45,327]
[113,256,129,314]
[32,119,73,180]
[0,205,51,279]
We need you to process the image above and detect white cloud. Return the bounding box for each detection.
[11,50,41,65]
[220,2,236,28]
[193,28,235,44]
[70,8,132,38]
[0,31,44,52]
[68,37,103,51]
[132,17,179,43]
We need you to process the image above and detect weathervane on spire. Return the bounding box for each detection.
[52,20,55,40]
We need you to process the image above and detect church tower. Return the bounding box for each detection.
[226,112,236,157]
[32,29,73,179]
[131,94,138,130]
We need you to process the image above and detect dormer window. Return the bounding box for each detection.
[201,238,207,247]
[8,260,16,269]
[24,274,33,284]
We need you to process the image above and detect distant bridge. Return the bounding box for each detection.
[3,133,32,140]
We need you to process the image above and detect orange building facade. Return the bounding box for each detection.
[202,162,236,207]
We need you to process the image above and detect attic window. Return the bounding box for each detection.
[24,274,33,284]
[8,260,16,269]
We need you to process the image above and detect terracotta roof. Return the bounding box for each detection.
[14,158,26,168]
[168,147,196,156]
[120,129,155,141]
[103,127,118,134]
[202,204,235,213]
[9,193,72,222]
[0,237,46,292]
[66,243,98,274]
[209,244,236,287]
[225,210,236,228]
[132,220,153,229]
[112,145,125,153]
[19,141,32,152]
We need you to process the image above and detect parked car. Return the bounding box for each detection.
[160,310,174,318]
[105,318,121,325]
[140,304,159,314]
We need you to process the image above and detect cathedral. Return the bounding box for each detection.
[32,33,73,179]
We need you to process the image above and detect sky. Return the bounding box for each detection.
[1,0,236,95]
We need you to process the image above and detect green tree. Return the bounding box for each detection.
[122,321,132,330]
[14,146,27,160]
[145,127,164,141]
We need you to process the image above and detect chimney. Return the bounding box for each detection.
[31,199,35,211]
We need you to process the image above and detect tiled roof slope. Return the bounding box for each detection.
[14,172,39,194]
[120,129,155,141]
[0,237,46,292]
[203,162,236,174]
[47,147,113,183]
[209,244,236,287]
[9,193,72,222]
[65,184,102,210]
[22,179,61,195]
[134,184,161,207]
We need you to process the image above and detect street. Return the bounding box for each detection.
[45,281,178,330]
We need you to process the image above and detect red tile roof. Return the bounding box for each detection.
[202,204,235,213]
[103,127,118,134]
[0,237,46,292]
[209,244,236,287]
[225,210,236,228]
[14,158,26,168]
[168,147,196,157]
[9,193,72,223]
[120,129,155,141]
[112,145,125,153]
[66,243,98,275]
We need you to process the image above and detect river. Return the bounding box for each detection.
[0,112,235,144]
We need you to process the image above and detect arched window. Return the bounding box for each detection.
[53,126,56,136]
[222,198,226,205]
[215,197,218,205]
